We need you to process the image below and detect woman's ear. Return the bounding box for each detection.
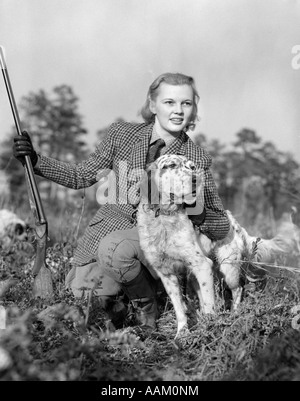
[149,99,156,115]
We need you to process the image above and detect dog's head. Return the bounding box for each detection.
[140,154,205,208]
[0,209,29,247]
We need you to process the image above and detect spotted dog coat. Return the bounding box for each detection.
[137,154,299,340]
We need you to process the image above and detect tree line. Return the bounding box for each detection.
[0,85,299,228]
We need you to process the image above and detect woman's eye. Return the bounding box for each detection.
[168,163,176,168]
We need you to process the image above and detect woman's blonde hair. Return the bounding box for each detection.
[140,72,200,130]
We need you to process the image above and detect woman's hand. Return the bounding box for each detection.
[13,130,38,167]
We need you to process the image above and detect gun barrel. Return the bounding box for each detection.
[0,46,47,225]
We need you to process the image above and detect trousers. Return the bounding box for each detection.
[65,227,158,298]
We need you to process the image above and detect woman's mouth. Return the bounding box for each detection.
[170,118,184,125]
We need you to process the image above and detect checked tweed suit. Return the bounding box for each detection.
[34,121,229,271]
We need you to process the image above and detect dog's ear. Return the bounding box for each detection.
[139,165,160,205]
[195,169,205,202]
[5,223,16,238]
[184,169,206,210]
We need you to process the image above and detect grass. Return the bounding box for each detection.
[1,205,300,381]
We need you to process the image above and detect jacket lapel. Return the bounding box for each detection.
[130,123,154,170]
[130,124,187,170]
[127,123,153,206]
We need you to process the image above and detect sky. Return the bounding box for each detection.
[0,0,300,161]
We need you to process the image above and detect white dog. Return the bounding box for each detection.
[0,209,28,248]
[68,155,299,340]
[136,155,299,340]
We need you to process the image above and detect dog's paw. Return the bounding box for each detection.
[174,325,191,349]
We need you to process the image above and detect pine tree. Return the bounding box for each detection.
[0,85,88,207]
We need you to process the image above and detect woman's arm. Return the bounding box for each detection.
[34,123,117,189]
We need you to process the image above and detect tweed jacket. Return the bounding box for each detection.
[35,121,229,266]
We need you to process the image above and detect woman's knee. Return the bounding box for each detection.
[97,232,142,283]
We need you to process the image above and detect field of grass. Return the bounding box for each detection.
[1,205,300,382]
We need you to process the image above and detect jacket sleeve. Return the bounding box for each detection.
[33,123,118,189]
[198,168,230,241]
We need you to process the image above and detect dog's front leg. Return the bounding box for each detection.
[190,256,215,314]
[231,287,243,311]
[156,270,188,338]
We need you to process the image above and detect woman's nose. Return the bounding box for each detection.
[174,104,183,114]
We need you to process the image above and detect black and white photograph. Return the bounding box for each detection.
[0,0,300,383]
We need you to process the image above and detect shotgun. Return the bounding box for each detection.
[0,46,53,299]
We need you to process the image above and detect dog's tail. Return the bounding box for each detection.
[243,217,300,280]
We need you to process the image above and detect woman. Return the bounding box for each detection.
[13,72,230,329]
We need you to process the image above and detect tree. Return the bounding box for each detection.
[233,128,261,154]
[254,142,300,217]
[0,136,28,207]
[20,85,88,161]
[227,129,299,221]
[0,85,89,206]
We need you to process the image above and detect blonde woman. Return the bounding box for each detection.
[13,72,229,330]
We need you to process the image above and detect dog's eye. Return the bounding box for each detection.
[168,163,177,169]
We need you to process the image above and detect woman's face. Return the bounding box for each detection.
[150,83,194,135]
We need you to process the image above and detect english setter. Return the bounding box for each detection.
[0,209,28,249]
[137,154,299,340]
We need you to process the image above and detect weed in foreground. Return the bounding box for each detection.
[0,223,300,381]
